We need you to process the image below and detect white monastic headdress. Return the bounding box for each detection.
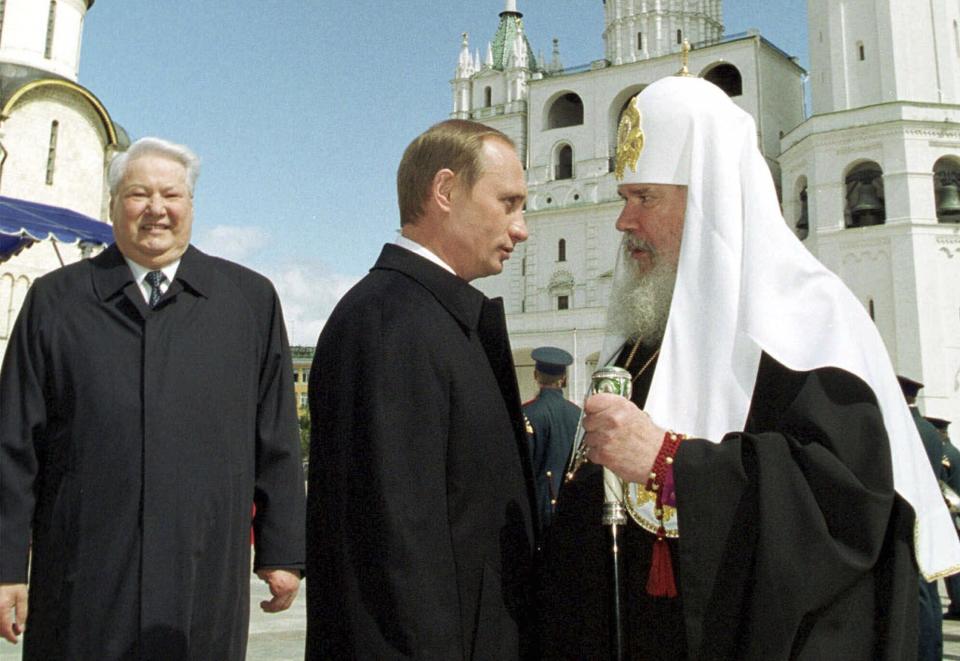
[599,75,960,580]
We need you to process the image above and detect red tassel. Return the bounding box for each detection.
[646,531,677,598]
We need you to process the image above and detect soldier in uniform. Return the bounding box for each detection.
[929,416,960,620]
[898,375,945,660]
[523,347,581,532]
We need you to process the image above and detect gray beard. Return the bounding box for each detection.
[605,248,677,347]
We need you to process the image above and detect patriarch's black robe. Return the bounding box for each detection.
[0,245,306,660]
[306,244,537,660]
[538,347,918,660]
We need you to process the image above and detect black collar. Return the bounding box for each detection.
[91,244,210,302]
[372,243,486,332]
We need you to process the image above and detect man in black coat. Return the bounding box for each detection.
[0,138,305,660]
[523,346,581,531]
[306,120,537,659]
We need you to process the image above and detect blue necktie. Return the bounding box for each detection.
[145,270,165,308]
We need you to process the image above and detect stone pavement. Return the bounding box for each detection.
[246,573,306,659]
[947,616,960,660]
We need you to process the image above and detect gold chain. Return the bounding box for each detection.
[622,338,661,385]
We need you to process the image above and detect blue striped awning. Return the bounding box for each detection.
[0,195,113,263]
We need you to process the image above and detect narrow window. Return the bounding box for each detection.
[676,29,682,45]
[637,32,643,50]
[45,120,59,185]
[521,257,526,276]
[555,145,573,180]
[868,298,875,320]
[44,1,57,59]
[858,42,865,61]
[557,295,569,311]
[558,239,566,262]
[484,86,492,107]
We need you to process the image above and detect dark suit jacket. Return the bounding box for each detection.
[306,243,537,660]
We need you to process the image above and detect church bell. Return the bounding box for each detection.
[937,181,960,221]
[850,180,884,227]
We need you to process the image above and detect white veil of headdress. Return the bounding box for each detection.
[593,75,959,580]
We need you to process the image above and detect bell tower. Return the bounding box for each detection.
[449,0,541,157]
[807,0,960,114]
[779,0,960,422]
[602,0,722,65]
[0,0,94,81]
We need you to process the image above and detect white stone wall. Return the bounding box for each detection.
[808,0,960,114]
[602,0,723,65]
[888,0,960,105]
[814,224,960,422]
[781,106,960,236]
[807,0,882,113]
[471,70,507,110]
[929,232,960,419]
[0,81,113,361]
[780,109,960,421]
[754,43,805,175]
[0,0,88,81]
[1,86,111,218]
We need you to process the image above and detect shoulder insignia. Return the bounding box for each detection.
[524,414,534,436]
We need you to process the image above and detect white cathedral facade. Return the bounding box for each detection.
[0,0,123,359]
[453,0,960,425]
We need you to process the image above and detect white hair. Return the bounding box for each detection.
[108,137,200,197]
[605,239,677,347]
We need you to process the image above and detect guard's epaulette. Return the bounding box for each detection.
[523,414,534,435]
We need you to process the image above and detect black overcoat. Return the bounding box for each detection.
[0,245,306,660]
[306,244,538,660]
[539,349,919,660]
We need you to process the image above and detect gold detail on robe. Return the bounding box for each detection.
[623,480,679,538]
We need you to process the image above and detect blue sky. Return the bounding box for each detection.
[80,1,809,344]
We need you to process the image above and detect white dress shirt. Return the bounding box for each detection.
[124,257,181,304]
[393,233,457,276]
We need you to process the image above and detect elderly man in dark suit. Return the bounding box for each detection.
[306,120,537,659]
[0,137,305,660]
